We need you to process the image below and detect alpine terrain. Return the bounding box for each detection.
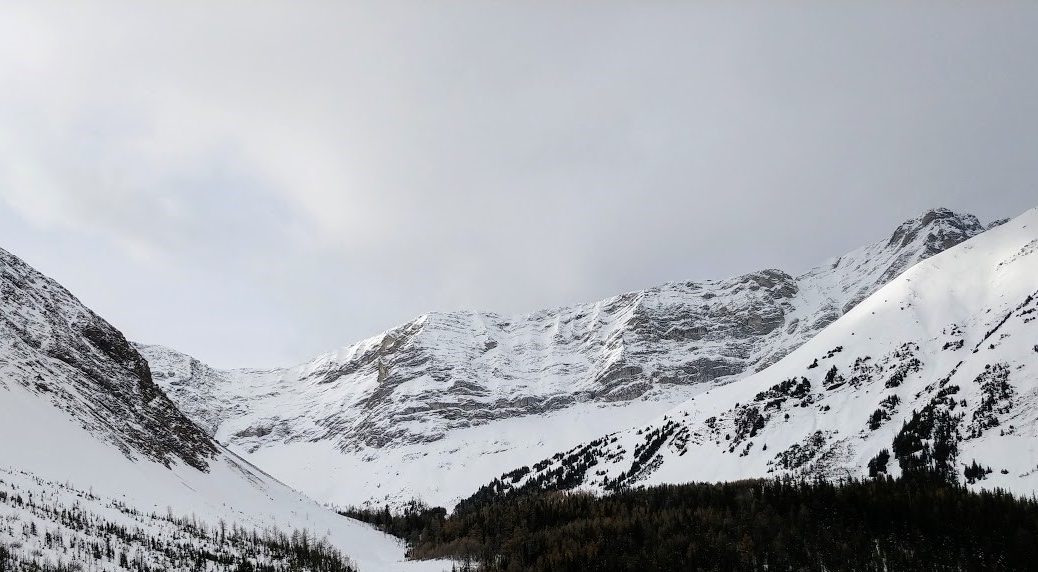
[0,247,447,571]
[139,208,996,509]
[477,207,1038,499]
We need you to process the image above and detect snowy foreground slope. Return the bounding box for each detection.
[487,207,1038,497]
[0,247,446,571]
[140,209,991,509]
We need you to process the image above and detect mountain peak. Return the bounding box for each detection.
[887,207,984,254]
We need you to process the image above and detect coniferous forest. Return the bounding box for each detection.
[343,476,1038,571]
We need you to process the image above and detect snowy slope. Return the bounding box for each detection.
[0,247,446,571]
[484,207,1038,497]
[141,209,989,509]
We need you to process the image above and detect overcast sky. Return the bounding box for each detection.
[1,2,1036,368]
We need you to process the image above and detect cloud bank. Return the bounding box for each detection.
[1,2,1035,366]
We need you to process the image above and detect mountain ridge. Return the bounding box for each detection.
[139,207,990,508]
[472,207,1038,500]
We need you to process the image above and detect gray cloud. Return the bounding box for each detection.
[0,2,1036,367]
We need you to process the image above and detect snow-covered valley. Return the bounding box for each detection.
[2,205,1033,570]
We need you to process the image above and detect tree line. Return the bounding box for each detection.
[343,476,1038,571]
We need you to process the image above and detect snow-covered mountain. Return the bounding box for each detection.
[139,208,990,509]
[0,247,444,571]
[479,207,1038,499]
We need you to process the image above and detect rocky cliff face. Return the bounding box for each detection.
[139,208,988,507]
[0,247,217,470]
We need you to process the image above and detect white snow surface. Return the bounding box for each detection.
[140,208,990,509]
[501,207,1038,496]
[0,385,446,571]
